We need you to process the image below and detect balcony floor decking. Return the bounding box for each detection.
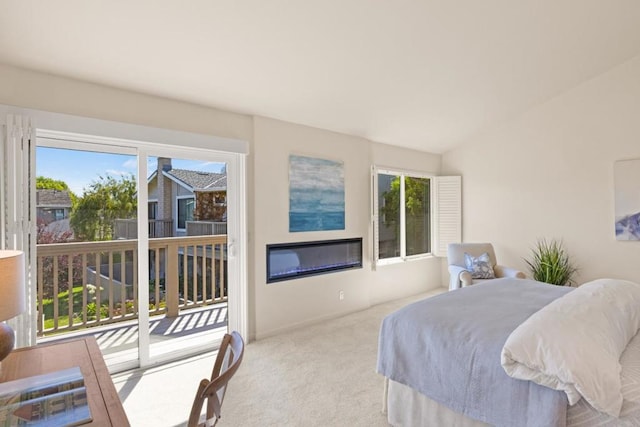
[38,303,228,369]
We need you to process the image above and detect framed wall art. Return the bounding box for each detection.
[614,159,640,240]
[289,155,345,232]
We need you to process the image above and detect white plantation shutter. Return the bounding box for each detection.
[432,176,461,257]
[1,114,37,347]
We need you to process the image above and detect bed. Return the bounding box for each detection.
[377,278,640,427]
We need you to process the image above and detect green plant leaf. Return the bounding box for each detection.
[524,238,578,286]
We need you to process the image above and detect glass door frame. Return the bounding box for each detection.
[137,145,247,367]
[35,130,247,370]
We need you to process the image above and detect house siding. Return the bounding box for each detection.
[194,191,225,221]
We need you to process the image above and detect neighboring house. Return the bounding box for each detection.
[36,189,72,225]
[142,157,226,237]
[35,189,74,241]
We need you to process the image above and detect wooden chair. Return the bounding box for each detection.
[188,331,245,427]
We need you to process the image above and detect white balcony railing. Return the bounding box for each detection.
[36,235,227,336]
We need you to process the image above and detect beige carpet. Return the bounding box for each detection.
[113,288,446,426]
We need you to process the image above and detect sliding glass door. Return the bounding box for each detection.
[142,152,230,363]
[34,137,242,371]
[35,143,141,370]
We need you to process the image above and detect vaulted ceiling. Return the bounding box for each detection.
[1,1,640,153]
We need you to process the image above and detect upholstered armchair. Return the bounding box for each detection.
[447,243,525,290]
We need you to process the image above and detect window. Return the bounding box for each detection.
[375,169,431,263]
[148,202,157,220]
[42,208,66,222]
[177,197,194,229]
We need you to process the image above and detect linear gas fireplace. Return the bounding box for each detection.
[266,238,363,283]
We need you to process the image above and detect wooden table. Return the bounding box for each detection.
[0,336,130,426]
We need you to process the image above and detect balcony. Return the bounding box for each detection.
[186,220,227,236]
[114,218,174,239]
[36,235,228,359]
[114,219,228,239]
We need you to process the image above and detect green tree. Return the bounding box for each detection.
[381,177,401,225]
[36,176,77,205]
[381,176,430,255]
[70,174,137,241]
[36,176,69,190]
[381,176,429,221]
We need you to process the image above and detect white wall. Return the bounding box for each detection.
[0,64,443,341]
[252,117,442,339]
[442,55,640,285]
[0,64,253,141]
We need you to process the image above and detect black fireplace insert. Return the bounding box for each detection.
[266,238,363,283]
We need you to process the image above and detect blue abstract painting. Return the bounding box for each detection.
[614,159,640,240]
[289,155,345,232]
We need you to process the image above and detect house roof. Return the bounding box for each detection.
[162,169,226,192]
[36,189,72,207]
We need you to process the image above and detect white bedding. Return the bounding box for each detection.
[382,278,640,426]
[385,328,640,426]
[501,279,640,417]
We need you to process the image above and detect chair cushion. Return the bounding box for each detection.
[464,252,496,279]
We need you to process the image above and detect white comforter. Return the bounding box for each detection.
[501,278,640,418]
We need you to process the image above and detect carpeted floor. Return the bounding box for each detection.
[113,287,446,426]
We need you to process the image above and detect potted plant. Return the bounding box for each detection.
[525,239,578,286]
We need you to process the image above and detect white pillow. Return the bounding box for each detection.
[501,278,640,417]
[464,252,495,279]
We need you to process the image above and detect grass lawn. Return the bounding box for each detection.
[42,286,161,332]
[42,286,87,330]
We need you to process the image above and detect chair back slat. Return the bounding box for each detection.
[188,331,245,427]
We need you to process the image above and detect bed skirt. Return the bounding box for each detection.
[384,378,488,427]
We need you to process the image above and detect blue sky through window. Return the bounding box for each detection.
[36,147,225,195]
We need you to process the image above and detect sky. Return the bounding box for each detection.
[36,147,226,195]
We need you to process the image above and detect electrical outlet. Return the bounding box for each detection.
[339,290,345,300]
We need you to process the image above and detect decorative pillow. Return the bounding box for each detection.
[501,279,640,417]
[464,252,495,279]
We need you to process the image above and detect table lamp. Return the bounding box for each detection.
[0,250,26,362]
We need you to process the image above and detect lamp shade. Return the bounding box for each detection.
[0,250,26,321]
